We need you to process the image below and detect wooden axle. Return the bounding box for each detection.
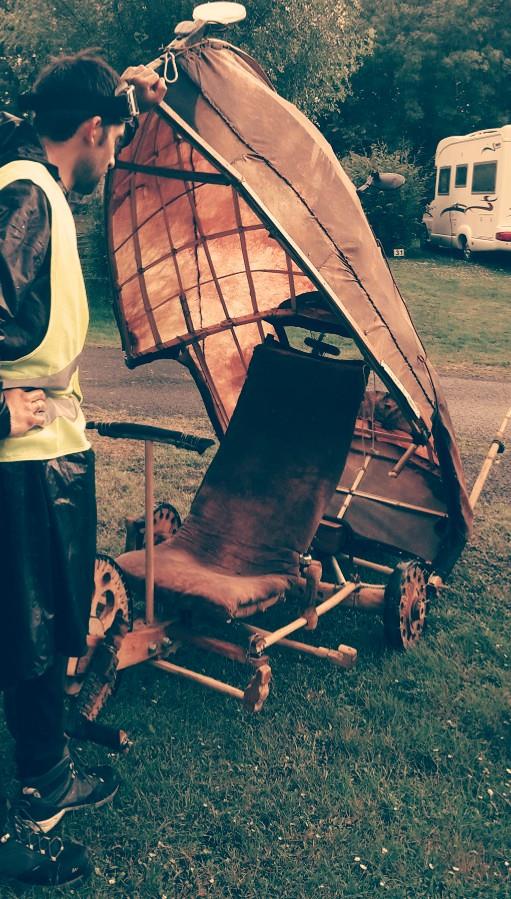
[315,581,386,611]
[338,585,385,610]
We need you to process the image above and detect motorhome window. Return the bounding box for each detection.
[437,167,451,195]
[471,162,497,193]
[455,165,468,187]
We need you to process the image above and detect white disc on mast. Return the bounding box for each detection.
[193,2,246,25]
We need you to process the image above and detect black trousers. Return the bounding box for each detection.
[0,451,96,687]
[3,655,67,780]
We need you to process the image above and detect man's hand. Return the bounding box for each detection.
[120,65,167,113]
[4,388,47,437]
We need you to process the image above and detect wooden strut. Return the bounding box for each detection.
[469,405,510,510]
[151,658,245,699]
[145,440,155,625]
[337,553,394,575]
[388,441,417,478]
[115,159,229,185]
[241,624,357,668]
[249,582,359,655]
[337,455,371,518]
[331,555,347,585]
[334,484,448,519]
[151,659,272,713]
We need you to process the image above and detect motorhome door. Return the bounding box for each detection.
[468,159,498,241]
[433,165,454,245]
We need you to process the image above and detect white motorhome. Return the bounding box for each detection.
[422,126,511,259]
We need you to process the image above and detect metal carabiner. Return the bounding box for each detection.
[161,51,178,85]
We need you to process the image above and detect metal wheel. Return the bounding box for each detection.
[132,502,182,549]
[383,560,428,650]
[90,552,132,635]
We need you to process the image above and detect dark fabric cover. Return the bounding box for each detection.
[107,37,472,574]
[0,450,96,688]
[118,342,366,619]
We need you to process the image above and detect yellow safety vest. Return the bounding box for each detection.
[0,160,90,461]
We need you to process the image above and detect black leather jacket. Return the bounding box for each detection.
[0,112,56,438]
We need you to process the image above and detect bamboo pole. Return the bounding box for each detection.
[249,582,358,654]
[331,555,347,585]
[337,456,372,518]
[469,406,511,510]
[241,624,357,668]
[151,659,245,700]
[144,440,155,625]
[334,485,448,518]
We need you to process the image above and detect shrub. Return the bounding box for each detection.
[341,143,428,253]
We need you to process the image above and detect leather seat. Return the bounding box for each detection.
[117,340,367,620]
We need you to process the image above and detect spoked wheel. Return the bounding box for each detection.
[383,560,428,650]
[66,553,132,730]
[90,552,133,635]
[129,502,182,550]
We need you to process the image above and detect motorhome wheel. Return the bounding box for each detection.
[459,237,472,261]
[419,224,430,250]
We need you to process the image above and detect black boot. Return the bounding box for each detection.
[0,799,91,886]
[20,750,120,832]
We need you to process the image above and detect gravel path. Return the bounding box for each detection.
[81,346,511,504]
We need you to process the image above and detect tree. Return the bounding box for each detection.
[0,0,372,120]
[237,0,373,120]
[327,0,511,161]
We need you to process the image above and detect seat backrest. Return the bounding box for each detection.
[171,340,367,576]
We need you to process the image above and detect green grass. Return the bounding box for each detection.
[390,250,511,372]
[1,252,509,897]
[1,409,509,899]
[85,249,511,372]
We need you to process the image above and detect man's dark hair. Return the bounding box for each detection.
[31,50,122,141]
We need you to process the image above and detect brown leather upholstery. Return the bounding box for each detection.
[117,341,366,619]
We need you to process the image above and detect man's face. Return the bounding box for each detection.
[72,122,126,195]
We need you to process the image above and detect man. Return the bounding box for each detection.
[0,51,166,886]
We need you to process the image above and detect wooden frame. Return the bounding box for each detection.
[68,406,509,727]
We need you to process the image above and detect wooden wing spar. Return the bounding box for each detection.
[105,31,472,575]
